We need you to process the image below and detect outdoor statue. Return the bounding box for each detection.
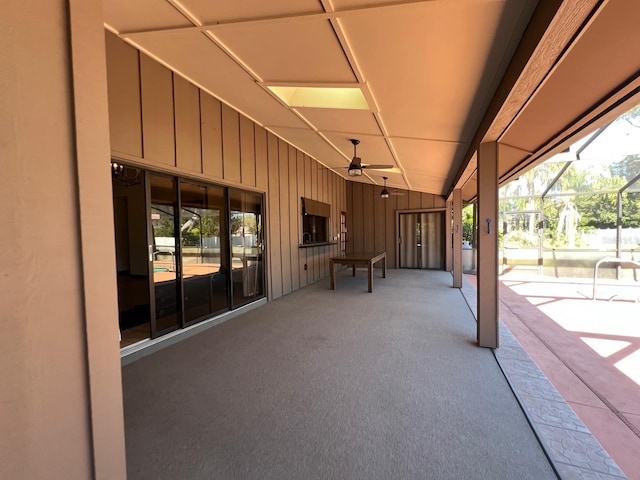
[557,199,581,246]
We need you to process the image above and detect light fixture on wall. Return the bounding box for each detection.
[111,161,124,177]
[111,162,142,187]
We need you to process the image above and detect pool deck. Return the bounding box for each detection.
[465,272,640,480]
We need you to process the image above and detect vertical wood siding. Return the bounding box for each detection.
[106,31,347,301]
[105,32,142,157]
[200,94,223,179]
[347,183,446,268]
[140,54,175,167]
[174,76,201,173]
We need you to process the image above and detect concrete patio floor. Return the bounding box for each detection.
[467,271,640,480]
[122,269,558,480]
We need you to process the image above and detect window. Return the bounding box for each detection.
[301,197,330,244]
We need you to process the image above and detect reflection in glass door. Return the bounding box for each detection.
[180,181,230,324]
[399,212,445,269]
[149,174,181,336]
[114,166,267,345]
[229,189,264,308]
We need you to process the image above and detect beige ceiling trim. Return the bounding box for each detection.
[334,12,410,189]
[320,0,411,188]
[448,0,597,196]
[499,80,640,187]
[119,0,440,37]
[322,0,363,84]
[491,0,603,143]
[498,143,533,155]
[167,0,200,25]
[206,32,264,81]
[316,131,351,162]
[389,135,464,146]
[104,22,118,35]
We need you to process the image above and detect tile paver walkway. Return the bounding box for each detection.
[461,274,635,479]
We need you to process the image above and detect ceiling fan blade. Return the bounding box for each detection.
[390,191,405,196]
[362,164,394,169]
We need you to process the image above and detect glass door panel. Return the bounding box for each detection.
[399,213,419,268]
[180,181,230,324]
[149,174,181,336]
[422,212,444,269]
[229,189,264,308]
[112,165,151,347]
[400,212,444,269]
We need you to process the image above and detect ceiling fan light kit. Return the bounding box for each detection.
[380,176,403,198]
[348,161,363,176]
[346,138,393,177]
[381,176,390,198]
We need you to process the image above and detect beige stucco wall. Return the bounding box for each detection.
[1,0,126,477]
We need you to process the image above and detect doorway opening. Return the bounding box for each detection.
[399,212,445,269]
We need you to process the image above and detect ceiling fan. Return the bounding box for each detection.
[346,139,394,177]
[380,176,404,198]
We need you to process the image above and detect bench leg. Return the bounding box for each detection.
[330,260,335,290]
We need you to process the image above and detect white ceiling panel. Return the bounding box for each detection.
[267,127,349,169]
[213,20,356,83]
[104,0,192,33]
[128,31,309,130]
[178,0,323,24]
[390,137,460,178]
[403,171,449,195]
[298,108,381,136]
[338,1,509,140]
[332,0,421,9]
[322,133,396,168]
[371,171,405,187]
[103,0,625,202]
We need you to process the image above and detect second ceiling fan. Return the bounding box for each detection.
[346,139,394,177]
[380,176,404,198]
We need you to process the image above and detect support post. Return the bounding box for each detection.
[616,192,622,280]
[477,143,499,348]
[1,1,127,477]
[445,198,453,272]
[452,189,462,288]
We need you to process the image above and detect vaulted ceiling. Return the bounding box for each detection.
[103,0,640,202]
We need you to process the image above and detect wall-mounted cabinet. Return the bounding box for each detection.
[301,197,331,246]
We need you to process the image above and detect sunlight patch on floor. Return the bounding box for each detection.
[615,349,640,387]
[537,300,640,338]
[580,337,630,357]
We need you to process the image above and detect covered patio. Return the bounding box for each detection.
[122,269,558,479]
[123,268,631,479]
[5,1,640,478]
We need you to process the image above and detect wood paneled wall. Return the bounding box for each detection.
[346,182,446,268]
[105,31,345,300]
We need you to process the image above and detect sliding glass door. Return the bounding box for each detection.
[180,181,230,324]
[114,166,266,346]
[229,189,264,308]
[148,173,181,336]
